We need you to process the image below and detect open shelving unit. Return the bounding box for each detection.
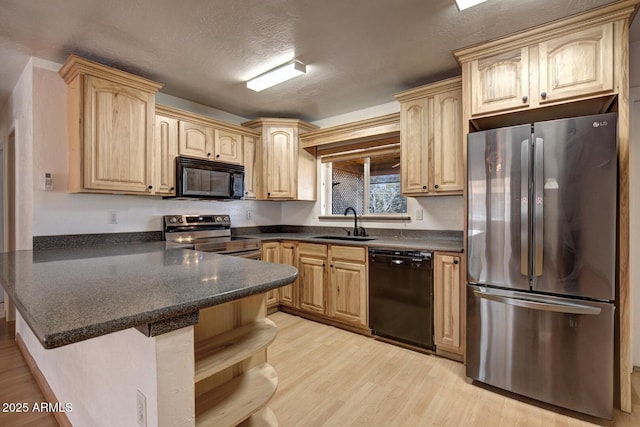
[193,293,279,426]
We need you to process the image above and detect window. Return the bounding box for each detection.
[321,144,406,216]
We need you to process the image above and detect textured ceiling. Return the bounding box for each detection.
[0,0,632,121]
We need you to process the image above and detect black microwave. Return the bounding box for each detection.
[172,156,244,200]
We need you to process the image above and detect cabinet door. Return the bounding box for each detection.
[243,136,258,199]
[155,114,178,195]
[470,47,530,116]
[179,121,214,159]
[280,242,298,307]
[214,129,243,164]
[262,242,281,308]
[432,89,463,193]
[329,260,367,327]
[298,256,326,314]
[538,23,613,104]
[434,253,462,354]
[400,98,430,194]
[84,75,154,193]
[263,126,296,199]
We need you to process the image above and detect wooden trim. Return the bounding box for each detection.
[278,306,371,336]
[454,1,639,63]
[394,76,462,103]
[300,113,400,149]
[58,54,163,92]
[15,334,72,427]
[156,104,261,137]
[242,117,319,134]
[615,15,632,413]
[320,145,400,163]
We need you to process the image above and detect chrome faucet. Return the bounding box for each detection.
[344,207,366,237]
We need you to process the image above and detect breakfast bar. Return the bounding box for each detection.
[0,242,298,426]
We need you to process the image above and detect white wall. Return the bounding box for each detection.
[629,39,640,368]
[6,58,34,249]
[30,63,282,237]
[16,312,195,427]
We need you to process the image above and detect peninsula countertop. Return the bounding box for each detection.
[0,242,298,349]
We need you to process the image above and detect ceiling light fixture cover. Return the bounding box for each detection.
[455,0,487,11]
[246,60,306,92]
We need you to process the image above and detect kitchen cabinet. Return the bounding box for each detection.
[460,22,614,117]
[434,252,463,358]
[243,136,259,199]
[179,120,215,160]
[327,246,367,328]
[279,242,298,307]
[261,242,281,309]
[298,243,327,315]
[395,77,463,195]
[59,55,162,195]
[214,129,243,164]
[154,112,178,196]
[242,118,319,201]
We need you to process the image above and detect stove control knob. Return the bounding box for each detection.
[215,216,223,222]
[169,217,177,224]
[223,216,230,222]
[178,217,184,223]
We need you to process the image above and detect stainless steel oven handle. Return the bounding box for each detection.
[473,290,601,315]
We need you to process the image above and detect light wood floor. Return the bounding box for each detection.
[267,312,640,427]
[0,319,57,426]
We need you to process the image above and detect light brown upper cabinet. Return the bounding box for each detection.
[59,55,163,195]
[154,112,179,196]
[214,129,243,164]
[395,77,463,196]
[243,135,259,199]
[179,120,215,160]
[459,21,615,117]
[242,118,318,201]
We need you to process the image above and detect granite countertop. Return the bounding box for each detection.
[240,232,464,253]
[0,242,297,349]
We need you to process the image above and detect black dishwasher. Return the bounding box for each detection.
[368,248,434,349]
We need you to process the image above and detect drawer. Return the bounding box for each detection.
[298,243,328,257]
[330,245,366,262]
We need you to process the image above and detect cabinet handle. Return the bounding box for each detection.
[453,259,459,265]
[434,184,439,189]
[422,185,427,190]
[207,152,212,157]
[267,192,271,196]
[245,191,248,195]
[170,186,175,191]
[540,91,547,99]
[147,185,153,190]
[322,263,326,267]
[330,264,334,268]
[216,154,220,158]
[522,95,528,103]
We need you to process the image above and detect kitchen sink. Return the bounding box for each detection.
[313,235,376,241]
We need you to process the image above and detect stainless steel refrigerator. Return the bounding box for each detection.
[466,113,617,419]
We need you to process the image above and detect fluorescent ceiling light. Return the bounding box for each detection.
[246,60,306,92]
[456,0,487,11]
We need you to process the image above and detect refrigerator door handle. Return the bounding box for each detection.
[520,138,530,276]
[534,137,544,276]
[473,290,601,315]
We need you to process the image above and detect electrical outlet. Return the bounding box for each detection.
[110,211,118,224]
[415,208,423,220]
[136,390,147,427]
[246,210,253,220]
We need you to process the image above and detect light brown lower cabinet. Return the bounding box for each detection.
[327,246,367,328]
[298,243,328,315]
[434,252,464,358]
[279,242,298,307]
[261,242,281,309]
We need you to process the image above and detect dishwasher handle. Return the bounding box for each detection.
[391,259,405,265]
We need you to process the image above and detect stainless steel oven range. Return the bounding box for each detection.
[162,214,261,259]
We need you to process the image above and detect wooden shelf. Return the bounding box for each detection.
[237,407,278,427]
[195,363,278,427]
[194,318,277,383]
